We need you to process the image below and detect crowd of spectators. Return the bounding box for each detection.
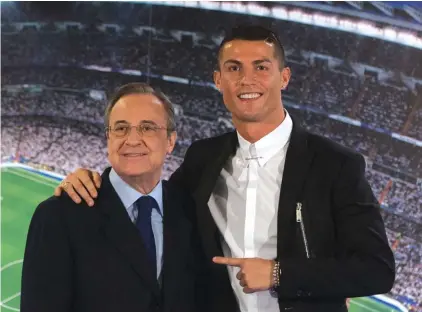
[386,229,422,308]
[1,3,422,308]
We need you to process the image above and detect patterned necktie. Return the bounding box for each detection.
[135,195,157,278]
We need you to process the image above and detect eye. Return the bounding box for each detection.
[115,125,128,132]
[141,124,157,132]
[256,65,268,71]
[228,65,240,72]
[113,125,129,136]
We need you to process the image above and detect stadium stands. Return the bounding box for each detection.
[1,2,421,309]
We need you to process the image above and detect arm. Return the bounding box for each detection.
[169,142,201,192]
[169,149,191,190]
[56,143,193,206]
[20,199,73,312]
[277,153,395,299]
[56,138,199,205]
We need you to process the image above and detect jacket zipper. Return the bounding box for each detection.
[296,202,310,259]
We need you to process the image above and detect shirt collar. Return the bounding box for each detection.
[237,110,293,166]
[109,168,163,215]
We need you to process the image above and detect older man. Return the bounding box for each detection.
[21,83,207,312]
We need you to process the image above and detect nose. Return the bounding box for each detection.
[238,67,256,85]
[125,126,144,145]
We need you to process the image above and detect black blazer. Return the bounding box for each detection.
[170,120,396,312]
[21,167,203,312]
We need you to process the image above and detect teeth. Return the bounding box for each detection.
[239,93,261,99]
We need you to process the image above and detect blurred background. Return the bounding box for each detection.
[0,1,421,311]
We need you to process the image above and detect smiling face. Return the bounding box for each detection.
[106,93,176,180]
[214,39,291,125]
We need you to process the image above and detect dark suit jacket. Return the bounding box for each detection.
[170,120,396,312]
[21,167,204,312]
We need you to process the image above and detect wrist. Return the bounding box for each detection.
[270,260,281,297]
[272,260,281,287]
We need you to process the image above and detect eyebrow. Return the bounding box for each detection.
[113,120,129,125]
[113,120,158,125]
[223,58,273,66]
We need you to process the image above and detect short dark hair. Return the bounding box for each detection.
[216,25,285,70]
[104,82,176,135]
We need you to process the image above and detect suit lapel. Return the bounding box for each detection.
[193,132,238,261]
[97,169,160,298]
[277,121,315,256]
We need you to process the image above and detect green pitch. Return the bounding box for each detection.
[0,166,404,312]
[1,166,59,312]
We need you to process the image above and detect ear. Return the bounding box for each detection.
[166,131,177,154]
[213,70,222,92]
[280,67,291,90]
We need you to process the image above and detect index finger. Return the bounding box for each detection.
[54,185,63,197]
[213,257,244,267]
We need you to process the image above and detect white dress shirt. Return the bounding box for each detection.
[208,111,293,312]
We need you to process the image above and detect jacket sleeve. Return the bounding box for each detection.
[169,147,190,189]
[20,200,73,312]
[277,153,395,299]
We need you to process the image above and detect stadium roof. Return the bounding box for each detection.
[261,1,422,32]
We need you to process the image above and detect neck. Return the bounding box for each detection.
[121,172,161,194]
[233,108,286,143]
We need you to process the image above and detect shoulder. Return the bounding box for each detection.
[299,129,368,183]
[180,131,236,171]
[188,131,235,154]
[306,130,365,166]
[32,193,93,225]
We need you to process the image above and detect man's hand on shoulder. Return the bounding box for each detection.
[54,168,102,207]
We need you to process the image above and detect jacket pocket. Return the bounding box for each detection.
[296,202,310,259]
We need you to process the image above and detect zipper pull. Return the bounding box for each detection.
[296,202,302,222]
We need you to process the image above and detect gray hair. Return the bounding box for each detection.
[104,82,176,135]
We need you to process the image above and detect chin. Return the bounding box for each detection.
[234,111,263,123]
[118,164,152,177]
[232,105,266,120]
[127,170,150,177]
